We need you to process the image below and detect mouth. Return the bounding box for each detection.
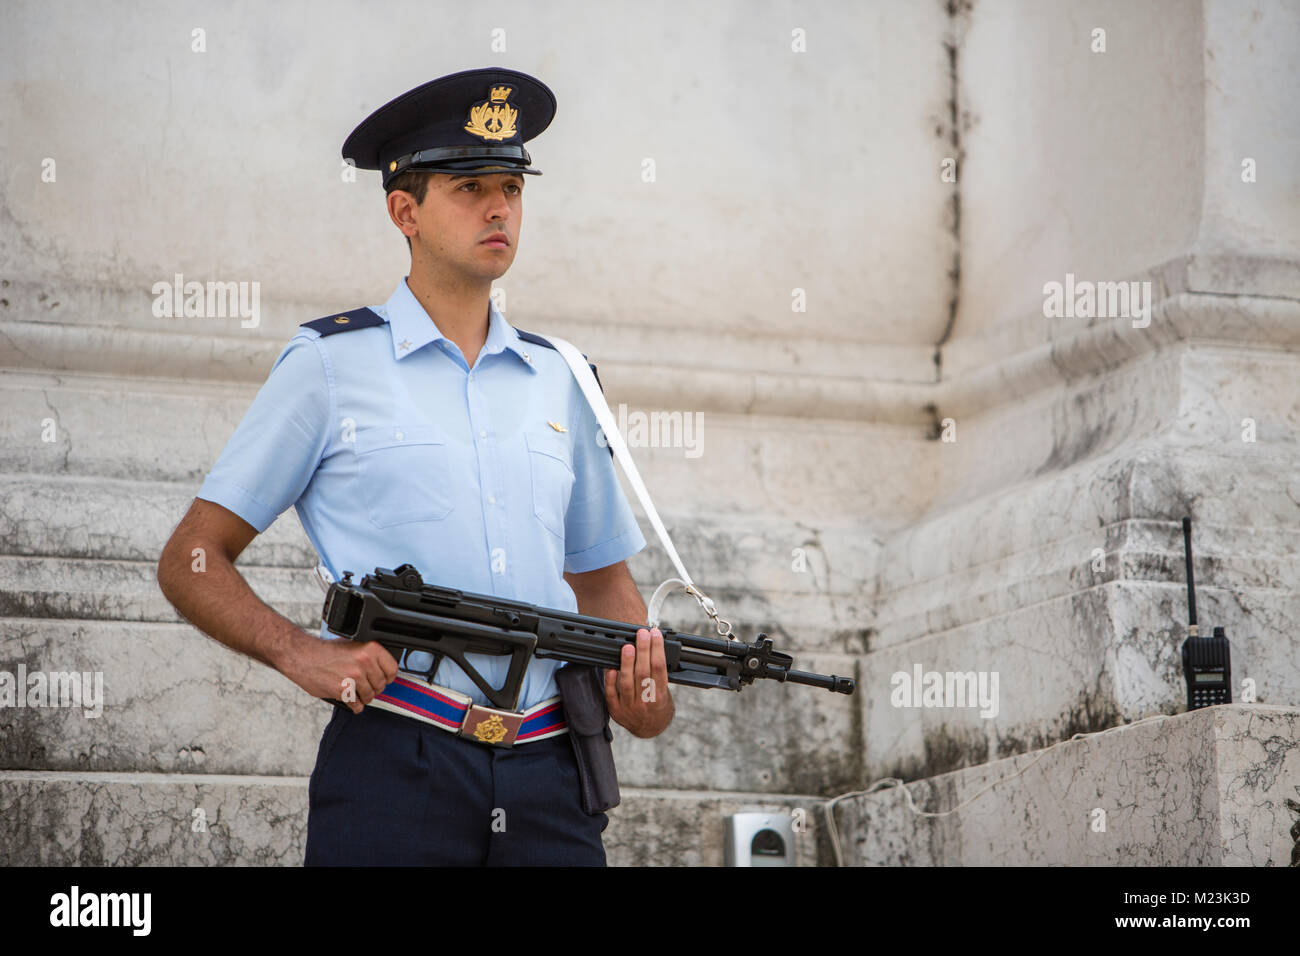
[481,233,510,249]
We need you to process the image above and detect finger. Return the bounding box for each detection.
[368,644,399,688]
[373,644,400,683]
[617,640,636,705]
[342,680,364,715]
[345,654,386,706]
[634,627,652,701]
[649,629,668,701]
[604,667,623,718]
[328,657,365,714]
[358,652,390,704]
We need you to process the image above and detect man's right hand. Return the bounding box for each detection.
[279,635,400,714]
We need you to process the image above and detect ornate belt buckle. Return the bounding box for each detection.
[459,704,524,748]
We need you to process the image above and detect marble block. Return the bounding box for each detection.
[831,704,1300,866]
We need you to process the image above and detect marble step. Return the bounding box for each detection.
[0,276,932,387]
[831,704,1300,866]
[876,517,1300,649]
[856,579,1300,783]
[0,617,861,794]
[0,367,915,525]
[922,343,1300,517]
[0,473,878,654]
[0,280,321,344]
[873,445,1300,648]
[0,468,878,591]
[880,444,1299,595]
[0,551,869,657]
[0,473,320,568]
[0,769,832,866]
[0,556,324,631]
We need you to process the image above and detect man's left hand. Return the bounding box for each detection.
[605,627,674,738]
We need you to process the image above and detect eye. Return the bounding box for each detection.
[458,181,480,192]
[506,182,523,195]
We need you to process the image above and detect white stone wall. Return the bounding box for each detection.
[1,0,1297,865]
[0,0,951,362]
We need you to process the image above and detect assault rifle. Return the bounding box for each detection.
[322,564,856,710]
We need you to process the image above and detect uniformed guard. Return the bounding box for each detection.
[157,68,675,866]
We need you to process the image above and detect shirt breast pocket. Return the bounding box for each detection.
[354,423,454,526]
[525,429,574,540]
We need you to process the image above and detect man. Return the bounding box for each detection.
[156,67,673,866]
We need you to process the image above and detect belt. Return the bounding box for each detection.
[366,672,568,748]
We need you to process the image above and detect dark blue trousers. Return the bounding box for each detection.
[304,705,608,866]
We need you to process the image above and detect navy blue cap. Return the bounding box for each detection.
[342,68,556,187]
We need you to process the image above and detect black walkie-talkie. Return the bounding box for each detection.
[1180,517,1232,709]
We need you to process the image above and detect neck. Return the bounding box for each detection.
[405,258,493,368]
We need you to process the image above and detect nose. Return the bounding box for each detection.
[486,182,512,222]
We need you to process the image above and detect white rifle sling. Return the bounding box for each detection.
[532,333,732,638]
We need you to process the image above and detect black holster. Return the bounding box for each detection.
[555,664,620,814]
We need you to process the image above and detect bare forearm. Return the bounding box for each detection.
[570,578,647,626]
[564,560,647,625]
[156,542,308,674]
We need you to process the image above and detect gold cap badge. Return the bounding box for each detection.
[464,85,519,142]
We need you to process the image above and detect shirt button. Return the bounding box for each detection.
[394,429,404,441]
[479,430,487,439]
[487,495,496,505]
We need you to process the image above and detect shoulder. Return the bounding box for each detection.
[297,307,386,340]
[511,326,604,393]
[513,327,563,354]
[274,306,389,381]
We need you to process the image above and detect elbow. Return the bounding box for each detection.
[156,534,198,603]
[156,538,180,602]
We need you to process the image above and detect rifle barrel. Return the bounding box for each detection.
[785,669,856,694]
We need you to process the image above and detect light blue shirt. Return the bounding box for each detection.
[197,277,646,708]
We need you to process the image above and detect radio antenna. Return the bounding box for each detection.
[1182,517,1198,635]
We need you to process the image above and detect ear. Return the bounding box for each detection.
[386,189,420,240]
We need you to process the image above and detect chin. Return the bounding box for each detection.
[487,256,516,277]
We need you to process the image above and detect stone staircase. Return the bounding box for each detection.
[2,284,1297,866]
[0,357,867,865]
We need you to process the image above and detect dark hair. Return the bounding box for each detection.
[385,170,433,252]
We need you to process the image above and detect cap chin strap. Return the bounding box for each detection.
[532,334,732,639]
[383,144,539,184]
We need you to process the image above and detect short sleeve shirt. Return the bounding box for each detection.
[196,277,646,709]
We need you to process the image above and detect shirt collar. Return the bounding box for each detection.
[379,278,537,373]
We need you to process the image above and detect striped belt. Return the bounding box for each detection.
[366,672,567,748]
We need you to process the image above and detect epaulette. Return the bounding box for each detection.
[514,328,556,352]
[515,328,604,393]
[300,307,385,336]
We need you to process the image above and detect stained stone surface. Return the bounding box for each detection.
[860,579,1300,783]
[0,772,830,867]
[832,705,1300,866]
[604,789,831,867]
[0,770,309,866]
[0,615,858,794]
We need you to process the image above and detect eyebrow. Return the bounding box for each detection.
[448,174,524,183]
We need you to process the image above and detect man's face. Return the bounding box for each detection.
[405,171,524,281]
